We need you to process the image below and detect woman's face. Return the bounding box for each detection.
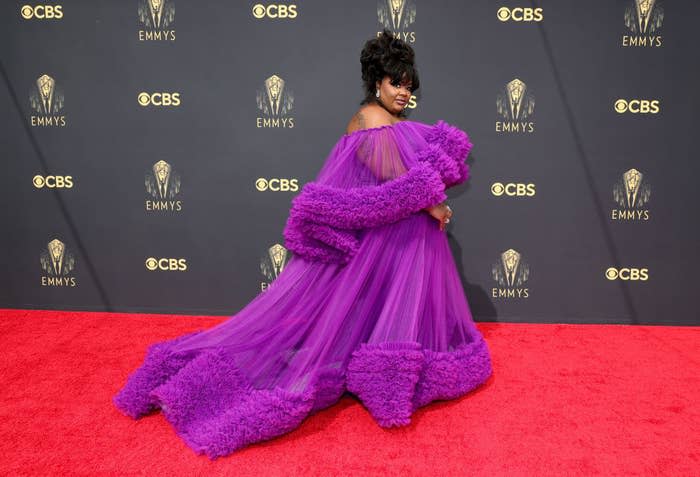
[375,75,413,115]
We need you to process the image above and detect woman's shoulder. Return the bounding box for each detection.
[345,104,403,135]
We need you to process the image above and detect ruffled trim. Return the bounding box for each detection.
[289,162,446,230]
[345,335,492,427]
[283,214,359,265]
[112,330,205,419]
[113,332,346,460]
[113,333,491,458]
[283,161,446,264]
[419,120,474,188]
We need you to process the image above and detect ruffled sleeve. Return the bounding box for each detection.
[283,124,447,264]
[415,120,473,188]
[288,161,446,230]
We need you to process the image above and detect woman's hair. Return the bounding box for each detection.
[359,28,420,113]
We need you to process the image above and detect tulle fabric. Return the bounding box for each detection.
[113,120,493,459]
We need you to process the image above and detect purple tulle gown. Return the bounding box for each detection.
[113,119,493,459]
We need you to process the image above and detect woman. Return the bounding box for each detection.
[113,29,493,460]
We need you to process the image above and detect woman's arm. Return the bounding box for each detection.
[288,161,447,230]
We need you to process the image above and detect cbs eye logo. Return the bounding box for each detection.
[491,182,536,197]
[33,175,73,188]
[614,99,660,114]
[605,267,649,281]
[21,4,63,19]
[496,7,543,22]
[252,4,298,18]
[255,178,300,192]
[138,92,181,107]
[145,257,188,271]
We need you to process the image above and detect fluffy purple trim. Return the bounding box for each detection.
[114,338,346,460]
[290,162,446,230]
[283,214,359,265]
[420,120,474,188]
[346,342,425,427]
[412,336,492,409]
[114,334,491,458]
[112,330,205,419]
[283,161,446,264]
[346,336,492,427]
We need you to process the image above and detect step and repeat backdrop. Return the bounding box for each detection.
[1,1,698,324]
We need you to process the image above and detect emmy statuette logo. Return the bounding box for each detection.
[611,168,650,221]
[260,243,291,290]
[377,0,416,43]
[256,74,295,129]
[622,0,663,47]
[30,74,66,127]
[496,78,535,133]
[138,0,176,41]
[40,238,76,287]
[145,160,182,211]
[491,248,530,298]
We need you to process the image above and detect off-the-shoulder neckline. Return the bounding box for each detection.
[342,119,417,138]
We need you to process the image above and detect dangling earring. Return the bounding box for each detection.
[375,89,380,98]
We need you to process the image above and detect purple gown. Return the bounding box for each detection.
[113,119,493,459]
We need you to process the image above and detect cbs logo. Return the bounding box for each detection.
[496,7,543,22]
[491,182,536,197]
[255,178,300,192]
[33,175,73,188]
[21,4,63,19]
[605,267,649,281]
[252,4,298,18]
[145,257,188,271]
[138,92,181,107]
[614,99,660,114]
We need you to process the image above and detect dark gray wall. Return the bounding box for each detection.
[1,1,697,325]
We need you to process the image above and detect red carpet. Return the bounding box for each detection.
[0,309,697,476]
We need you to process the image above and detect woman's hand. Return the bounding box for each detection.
[425,202,452,231]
